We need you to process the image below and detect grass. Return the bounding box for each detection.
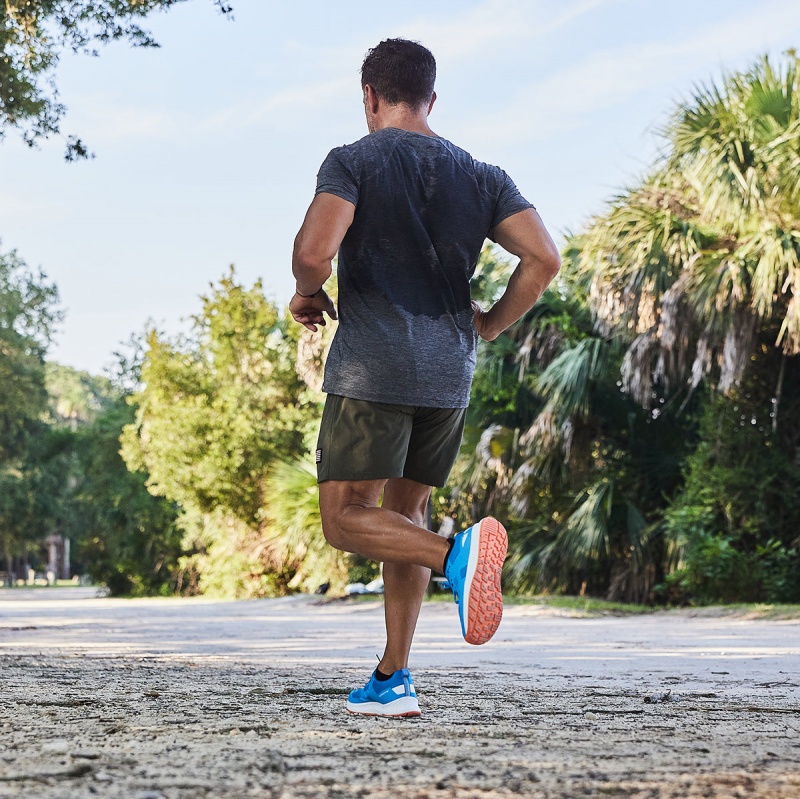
[345,591,653,614]
[503,596,800,619]
[504,595,655,614]
[679,602,800,620]
[341,592,800,619]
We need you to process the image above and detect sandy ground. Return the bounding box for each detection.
[1,588,799,799]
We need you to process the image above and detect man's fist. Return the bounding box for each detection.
[290,290,338,332]
[472,300,499,342]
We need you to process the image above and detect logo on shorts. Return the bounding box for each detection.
[315,448,322,464]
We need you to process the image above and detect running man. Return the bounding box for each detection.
[290,38,560,717]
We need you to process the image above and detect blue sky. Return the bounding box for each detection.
[2,0,799,374]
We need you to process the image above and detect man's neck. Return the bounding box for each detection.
[371,107,436,137]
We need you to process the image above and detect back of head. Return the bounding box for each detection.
[361,38,436,108]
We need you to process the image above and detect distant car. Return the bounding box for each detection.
[344,578,384,596]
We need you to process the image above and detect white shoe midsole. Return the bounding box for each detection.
[346,695,421,716]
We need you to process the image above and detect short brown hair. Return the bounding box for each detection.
[361,38,436,108]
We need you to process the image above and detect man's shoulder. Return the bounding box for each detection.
[345,130,501,169]
[323,130,510,194]
[322,131,393,172]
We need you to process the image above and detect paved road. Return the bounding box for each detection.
[1,589,799,798]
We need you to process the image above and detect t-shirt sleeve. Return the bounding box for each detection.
[315,147,358,206]
[489,171,535,237]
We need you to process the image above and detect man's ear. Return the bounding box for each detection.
[364,84,380,114]
[428,91,437,115]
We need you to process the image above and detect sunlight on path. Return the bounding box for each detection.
[2,589,799,798]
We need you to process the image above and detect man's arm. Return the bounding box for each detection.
[290,193,355,331]
[473,208,561,341]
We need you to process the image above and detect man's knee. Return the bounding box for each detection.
[320,503,370,551]
[318,479,384,552]
[320,513,349,552]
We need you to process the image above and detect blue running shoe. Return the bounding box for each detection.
[346,669,421,717]
[443,517,508,645]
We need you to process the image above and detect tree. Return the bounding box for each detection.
[661,368,800,603]
[122,269,313,522]
[465,52,800,603]
[74,396,184,596]
[579,53,800,410]
[568,53,800,601]
[121,269,320,596]
[45,362,116,426]
[26,357,183,596]
[0,246,59,455]
[442,247,691,603]
[0,245,60,578]
[0,0,232,159]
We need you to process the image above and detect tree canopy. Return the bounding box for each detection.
[0,0,232,158]
[580,53,800,406]
[0,245,60,573]
[440,52,800,604]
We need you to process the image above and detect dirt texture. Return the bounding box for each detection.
[1,589,799,799]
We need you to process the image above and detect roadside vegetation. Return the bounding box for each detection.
[1,48,799,605]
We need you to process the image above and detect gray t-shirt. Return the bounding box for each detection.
[315,127,534,408]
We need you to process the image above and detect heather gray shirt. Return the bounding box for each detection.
[316,127,534,408]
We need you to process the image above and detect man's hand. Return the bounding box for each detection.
[289,290,338,332]
[472,301,498,342]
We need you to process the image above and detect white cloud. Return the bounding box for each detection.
[461,0,800,148]
[67,92,185,142]
[200,76,354,134]
[402,0,621,62]
[171,0,624,140]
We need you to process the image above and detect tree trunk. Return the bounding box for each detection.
[3,539,11,587]
[772,352,786,435]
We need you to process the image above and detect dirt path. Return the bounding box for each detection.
[1,589,799,798]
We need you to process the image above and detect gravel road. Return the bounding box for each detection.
[1,588,799,798]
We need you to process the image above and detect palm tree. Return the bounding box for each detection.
[450,54,800,599]
[579,53,800,410]
[446,249,680,601]
[493,52,800,601]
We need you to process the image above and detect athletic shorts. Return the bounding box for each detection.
[316,394,466,487]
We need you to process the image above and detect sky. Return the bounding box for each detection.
[2,0,799,374]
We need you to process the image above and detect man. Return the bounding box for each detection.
[290,38,560,717]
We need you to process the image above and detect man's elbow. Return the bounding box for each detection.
[529,246,560,283]
[292,239,330,278]
[543,249,561,280]
[292,246,316,274]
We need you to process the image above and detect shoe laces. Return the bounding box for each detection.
[439,580,459,603]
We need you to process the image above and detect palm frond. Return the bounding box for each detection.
[534,337,609,421]
[548,479,614,568]
[263,457,348,592]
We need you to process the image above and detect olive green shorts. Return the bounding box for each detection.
[316,394,466,487]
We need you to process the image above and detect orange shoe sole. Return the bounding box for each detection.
[464,517,508,645]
